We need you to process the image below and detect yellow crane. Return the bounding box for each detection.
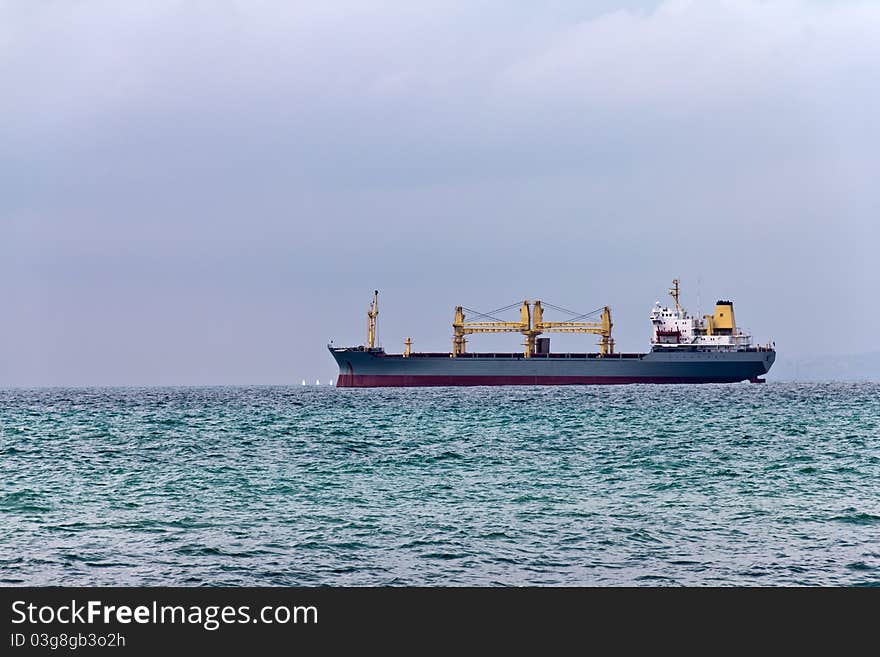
[452,300,613,358]
[452,301,531,357]
[534,302,614,357]
[366,290,379,349]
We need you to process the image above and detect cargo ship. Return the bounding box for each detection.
[329,280,775,387]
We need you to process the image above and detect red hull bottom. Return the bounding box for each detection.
[336,374,745,387]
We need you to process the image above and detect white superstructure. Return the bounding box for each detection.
[649,280,753,351]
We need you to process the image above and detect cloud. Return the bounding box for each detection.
[4,1,879,184]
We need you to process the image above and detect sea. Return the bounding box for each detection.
[1,383,878,586]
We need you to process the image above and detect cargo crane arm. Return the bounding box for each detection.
[452,302,532,357]
[534,303,614,356]
[452,301,614,357]
[366,290,379,349]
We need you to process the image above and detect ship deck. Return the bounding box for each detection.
[378,352,646,359]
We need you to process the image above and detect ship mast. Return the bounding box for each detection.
[366,290,379,349]
[669,278,682,314]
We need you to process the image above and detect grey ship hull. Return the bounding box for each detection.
[330,347,776,387]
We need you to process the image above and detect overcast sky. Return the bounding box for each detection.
[2,0,878,385]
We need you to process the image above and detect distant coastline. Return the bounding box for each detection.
[768,352,880,382]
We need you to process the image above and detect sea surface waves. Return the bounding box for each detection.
[1,383,878,586]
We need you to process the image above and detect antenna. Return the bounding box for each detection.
[697,276,702,318]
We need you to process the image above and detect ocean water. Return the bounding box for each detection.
[1,383,878,586]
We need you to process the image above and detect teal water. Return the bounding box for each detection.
[1,383,878,586]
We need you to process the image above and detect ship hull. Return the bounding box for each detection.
[330,348,776,387]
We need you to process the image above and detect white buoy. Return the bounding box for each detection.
[329,379,333,386]
[316,379,320,385]
[301,379,306,385]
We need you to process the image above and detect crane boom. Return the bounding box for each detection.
[452,300,613,357]
[366,290,379,349]
[536,305,614,355]
[452,301,531,356]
